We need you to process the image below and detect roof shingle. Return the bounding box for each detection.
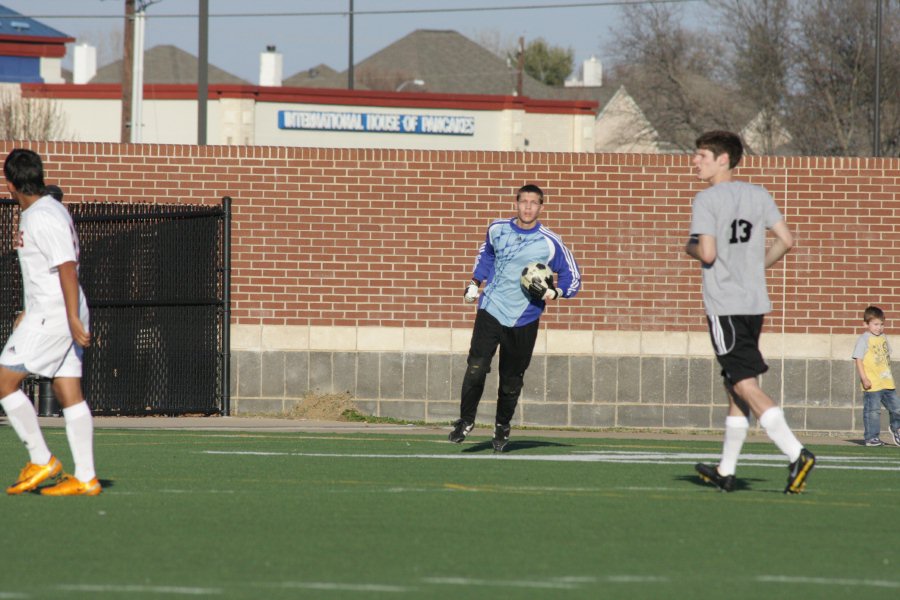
[284,29,613,111]
[91,44,248,85]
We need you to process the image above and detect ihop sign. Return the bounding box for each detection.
[278,110,475,136]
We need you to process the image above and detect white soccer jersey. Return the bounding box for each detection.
[15,196,89,336]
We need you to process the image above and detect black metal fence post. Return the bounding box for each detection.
[222,195,231,416]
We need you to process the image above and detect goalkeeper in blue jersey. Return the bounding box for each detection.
[450,184,581,452]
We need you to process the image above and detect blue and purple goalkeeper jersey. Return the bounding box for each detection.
[471,218,581,327]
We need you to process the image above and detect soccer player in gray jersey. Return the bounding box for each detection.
[685,131,815,494]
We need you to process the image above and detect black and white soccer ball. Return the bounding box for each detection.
[520,262,553,291]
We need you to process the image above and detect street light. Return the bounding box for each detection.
[396,79,425,92]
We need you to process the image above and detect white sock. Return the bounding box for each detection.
[759,407,803,463]
[62,401,96,482]
[1,390,52,465]
[719,415,749,476]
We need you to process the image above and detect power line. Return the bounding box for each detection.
[20,0,700,21]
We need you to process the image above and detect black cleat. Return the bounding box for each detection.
[695,463,736,492]
[448,419,473,443]
[492,423,511,453]
[785,448,815,494]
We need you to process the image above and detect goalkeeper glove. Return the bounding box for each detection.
[463,279,480,303]
[528,279,559,302]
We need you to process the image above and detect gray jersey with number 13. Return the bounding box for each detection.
[689,180,784,317]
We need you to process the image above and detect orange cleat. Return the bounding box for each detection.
[40,474,102,497]
[6,456,63,495]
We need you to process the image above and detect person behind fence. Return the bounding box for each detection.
[685,130,815,494]
[851,305,900,447]
[450,184,581,452]
[0,148,101,496]
[42,184,64,202]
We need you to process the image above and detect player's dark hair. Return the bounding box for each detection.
[695,131,744,170]
[42,184,64,202]
[864,306,885,323]
[517,184,544,204]
[3,149,45,196]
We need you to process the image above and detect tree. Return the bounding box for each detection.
[470,29,519,60]
[609,0,900,156]
[0,86,67,141]
[76,28,124,70]
[714,0,793,154]
[522,38,574,87]
[877,6,900,156]
[789,0,875,154]
[788,0,900,156]
[609,3,735,151]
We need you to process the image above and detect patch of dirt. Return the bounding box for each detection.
[288,392,358,421]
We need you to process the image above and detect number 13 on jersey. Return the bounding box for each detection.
[729,219,752,244]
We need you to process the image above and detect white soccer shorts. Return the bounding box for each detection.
[0,325,84,378]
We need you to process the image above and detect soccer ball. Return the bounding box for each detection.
[520,262,553,290]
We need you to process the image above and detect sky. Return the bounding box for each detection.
[1,0,646,84]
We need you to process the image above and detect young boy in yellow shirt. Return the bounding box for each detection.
[852,306,900,447]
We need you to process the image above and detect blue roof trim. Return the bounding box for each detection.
[0,4,71,39]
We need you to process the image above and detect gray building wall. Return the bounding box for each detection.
[231,348,875,435]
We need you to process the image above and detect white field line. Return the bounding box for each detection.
[603,575,671,583]
[201,450,900,471]
[55,584,221,595]
[549,575,671,584]
[322,484,683,495]
[159,489,235,494]
[757,575,900,589]
[109,490,240,496]
[422,575,670,588]
[422,577,578,590]
[261,582,411,592]
[41,575,900,597]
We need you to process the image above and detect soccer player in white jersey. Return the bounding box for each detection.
[1,148,100,496]
[685,131,814,494]
[450,184,581,452]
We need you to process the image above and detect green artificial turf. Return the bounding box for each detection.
[1,428,899,599]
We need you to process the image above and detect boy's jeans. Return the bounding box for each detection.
[862,389,900,440]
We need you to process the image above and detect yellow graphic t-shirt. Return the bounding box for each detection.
[852,332,895,391]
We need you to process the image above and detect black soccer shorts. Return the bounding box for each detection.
[706,314,769,385]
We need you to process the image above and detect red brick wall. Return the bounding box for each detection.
[4,142,899,334]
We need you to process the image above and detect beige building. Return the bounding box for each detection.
[3,20,661,153]
[594,86,660,153]
[24,80,597,152]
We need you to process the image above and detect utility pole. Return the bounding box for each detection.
[874,0,882,157]
[121,0,134,142]
[198,0,208,145]
[348,0,354,90]
[516,36,524,97]
[131,6,146,142]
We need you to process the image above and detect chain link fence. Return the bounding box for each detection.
[0,197,231,415]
